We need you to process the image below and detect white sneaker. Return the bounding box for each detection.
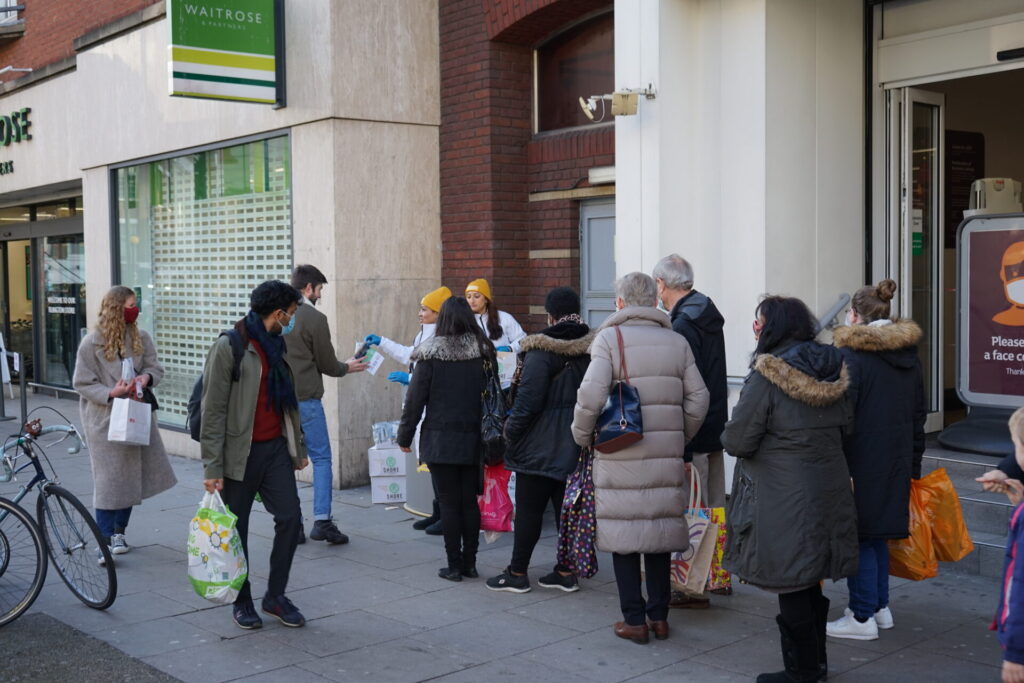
[827,613,879,641]
[109,533,130,555]
[96,547,108,567]
[843,606,894,630]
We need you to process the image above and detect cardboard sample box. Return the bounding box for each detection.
[368,445,406,477]
[370,476,407,504]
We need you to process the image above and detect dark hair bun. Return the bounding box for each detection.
[876,279,897,302]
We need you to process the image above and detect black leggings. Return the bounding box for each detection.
[430,463,480,568]
[510,472,565,574]
[778,583,825,625]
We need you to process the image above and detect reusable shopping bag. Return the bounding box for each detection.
[478,464,513,533]
[670,473,719,595]
[107,397,151,446]
[919,468,974,563]
[887,477,938,581]
[187,491,248,604]
[705,506,732,592]
[557,448,598,578]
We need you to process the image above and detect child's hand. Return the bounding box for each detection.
[1003,660,1024,683]
[1006,479,1024,507]
[978,469,1010,494]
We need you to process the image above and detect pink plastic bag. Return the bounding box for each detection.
[478,465,513,533]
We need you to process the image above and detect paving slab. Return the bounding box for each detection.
[297,638,478,682]
[830,648,1001,682]
[141,632,314,683]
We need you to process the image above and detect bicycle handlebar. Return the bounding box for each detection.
[35,424,82,454]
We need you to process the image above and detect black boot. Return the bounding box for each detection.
[813,594,830,681]
[756,615,821,683]
[413,500,440,530]
[439,551,463,582]
[462,541,478,578]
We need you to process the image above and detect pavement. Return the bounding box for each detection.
[0,393,1007,682]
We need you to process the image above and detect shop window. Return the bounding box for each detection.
[535,12,614,133]
[34,199,74,220]
[115,136,292,429]
[0,206,29,223]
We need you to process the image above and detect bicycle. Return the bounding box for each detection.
[0,409,116,610]
[0,496,47,627]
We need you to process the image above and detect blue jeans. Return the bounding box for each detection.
[298,398,333,521]
[95,507,132,539]
[847,538,890,620]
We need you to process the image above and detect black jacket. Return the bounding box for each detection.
[397,333,485,467]
[670,291,728,457]
[722,341,859,590]
[833,320,927,540]
[503,321,594,481]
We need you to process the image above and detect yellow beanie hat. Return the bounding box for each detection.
[465,278,492,302]
[421,286,452,313]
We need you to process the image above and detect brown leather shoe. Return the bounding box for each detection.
[648,619,669,640]
[613,621,649,644]
[669,591,710,609]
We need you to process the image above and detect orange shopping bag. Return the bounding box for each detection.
[887,477,938,581]
[917,468,974,563]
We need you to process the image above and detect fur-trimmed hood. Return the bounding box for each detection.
[519,329,596,356]
[411,333,483,362]
[754,344,849,408]
[832,319,922,353]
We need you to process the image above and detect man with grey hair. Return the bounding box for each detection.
[653,254,730,606]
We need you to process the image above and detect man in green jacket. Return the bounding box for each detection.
[287,265,367,544]
[201,280,309,630]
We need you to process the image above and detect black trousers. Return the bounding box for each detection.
[510,472,565,574]
[221,437,301,605]
[612,552,671,626]
[430,463,480,568]
[778,583,824,624]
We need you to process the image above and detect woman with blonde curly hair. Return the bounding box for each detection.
[73,285,176,563]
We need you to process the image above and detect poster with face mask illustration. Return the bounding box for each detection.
[961,216,1024,408]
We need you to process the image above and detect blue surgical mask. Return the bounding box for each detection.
[280,313,296,335]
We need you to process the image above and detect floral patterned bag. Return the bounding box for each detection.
[557,448,598,578]
[705,506,732,591]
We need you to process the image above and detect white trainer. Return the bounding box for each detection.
[843,606,894,630]
[827,613,879,641]
[109,533,130,555]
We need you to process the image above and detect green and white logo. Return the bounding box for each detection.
[388,482,401,494]
[385,456,397,468]
[168,0,280,104]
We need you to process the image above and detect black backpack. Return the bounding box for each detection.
[187,330,245,442]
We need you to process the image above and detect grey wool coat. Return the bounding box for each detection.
[73,330,177,509]
[571,306,710,554]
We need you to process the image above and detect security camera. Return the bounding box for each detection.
[578,96,596,121]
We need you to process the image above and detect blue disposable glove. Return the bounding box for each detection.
[364,334,382,346]
[388,371,410,386]
[496,346,512,352]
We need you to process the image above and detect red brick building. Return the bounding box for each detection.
[440,0,615,330]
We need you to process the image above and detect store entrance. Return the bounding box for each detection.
[885,69,1024,431]
[0,198,85,388]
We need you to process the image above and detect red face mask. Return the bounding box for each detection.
[124,306,140,324]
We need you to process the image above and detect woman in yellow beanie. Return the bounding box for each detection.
[465,278,526,354]
[365,285,453,534]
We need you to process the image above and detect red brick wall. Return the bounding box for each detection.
[441,0,614,332]
[0,0,162,82]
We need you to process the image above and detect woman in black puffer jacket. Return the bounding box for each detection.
[826,280,925,643]
[485,288,593,595]
[398,297,493,582]
[722,296,858,683]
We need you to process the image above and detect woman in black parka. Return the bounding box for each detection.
[485,287,594,594]
[722,296,858,683]
[398,297,493,582]
[826,279,925,643]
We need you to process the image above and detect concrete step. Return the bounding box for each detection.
[922,446,1012,576]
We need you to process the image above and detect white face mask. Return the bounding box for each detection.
[1008,279,1024,306]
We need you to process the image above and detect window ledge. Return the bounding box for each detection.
[0,18,24,45]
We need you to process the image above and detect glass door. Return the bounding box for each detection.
[889,88,945,432]
[38,234,85,387]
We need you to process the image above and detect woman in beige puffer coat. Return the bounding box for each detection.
[572,272,709,645]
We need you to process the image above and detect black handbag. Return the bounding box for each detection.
[593,326,643,453]
[480,345,509,466]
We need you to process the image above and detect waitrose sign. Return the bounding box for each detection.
[168,0,283,105]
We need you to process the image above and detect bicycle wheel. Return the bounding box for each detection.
[0,497,47,627]
[36,485,116,610]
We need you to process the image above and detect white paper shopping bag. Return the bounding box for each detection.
[107,397,151,446]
